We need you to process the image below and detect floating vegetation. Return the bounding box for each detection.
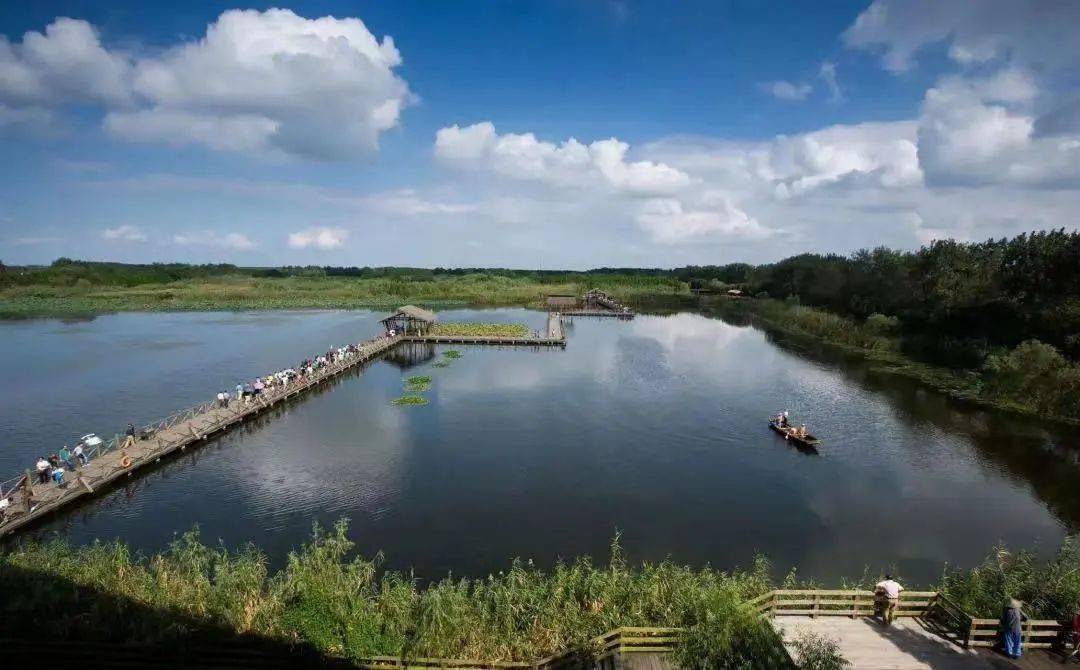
[430,323,529,337]
[405,375,432,391]
[392,394,429,406]
[443,350,463,359]
[432,361,450,368]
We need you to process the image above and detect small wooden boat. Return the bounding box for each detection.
[768,419,822,448]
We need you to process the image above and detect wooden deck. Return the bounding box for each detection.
[0,314,568,537]
[411,313,566,346]
[775,617,997,669]
[561,309,634,319]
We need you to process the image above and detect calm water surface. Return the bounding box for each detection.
[2,308,1079,583]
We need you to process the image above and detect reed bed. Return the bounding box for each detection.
[0,522,771,662]
[3,524,1076,666]
[0,274,679,318]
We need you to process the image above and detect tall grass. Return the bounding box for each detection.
[0,274,685,317]
[0,522,770,662]
[4,524,1077,663]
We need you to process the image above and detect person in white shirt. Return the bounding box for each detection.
[875,574,904,626]
[35,457,51,484]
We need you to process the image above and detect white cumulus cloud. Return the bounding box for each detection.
[173,231,254,250]
[287,227,348,250]
[759,80,812,101]
[636,197,771,245]
[102,224,146,241]
[843,0,1080,73]
[0,17,131,107]
[1,10,412,159]
[435,121,693,196]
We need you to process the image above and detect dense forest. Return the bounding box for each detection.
[682,229,1080,366]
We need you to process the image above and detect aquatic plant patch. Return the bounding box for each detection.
[443,350,463,359]
[392,394,429,406]
[430,323,530,338]
[405,375,432,391]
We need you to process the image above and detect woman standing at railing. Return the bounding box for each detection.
[1000,598,1027,659]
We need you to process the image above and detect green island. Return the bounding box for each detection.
[1,523,1077,668]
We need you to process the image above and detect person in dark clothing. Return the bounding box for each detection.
[1000,598,1027,659]
[123,423,137,448]
[1065,610,1080,663]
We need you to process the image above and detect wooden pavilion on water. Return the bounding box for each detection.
[544,294,579,309]
[380,305,436,335]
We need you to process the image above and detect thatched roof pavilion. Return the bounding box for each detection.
[380,305,436,335]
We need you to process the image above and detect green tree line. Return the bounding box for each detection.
[683,229,1080,367]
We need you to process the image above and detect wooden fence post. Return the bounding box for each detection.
[23,470,33,511]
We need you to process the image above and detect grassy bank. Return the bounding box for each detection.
[0,272,685,318]
[1,523,1077,666]
[719,297,1080,422]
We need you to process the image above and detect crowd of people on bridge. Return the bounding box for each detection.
[9,340,377,504]
[27,433,98,490]
[220,344,365,408]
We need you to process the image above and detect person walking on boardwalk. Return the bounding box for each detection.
[58,445,75,471]
[122,423,137,449]
[73,442,88,466]
[35,456,50,484]
[1063,609,1080,664]
[875,574,903,626]
[1000,598,1027,659]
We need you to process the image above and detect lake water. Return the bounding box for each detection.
[2,308,1079,584]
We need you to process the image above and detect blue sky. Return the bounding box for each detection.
[2,1,1079,268]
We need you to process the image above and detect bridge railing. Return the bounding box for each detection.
[752,589,1068,650]
[753,589,940,618]
[349,627,681,670]
[967,617,1063,649]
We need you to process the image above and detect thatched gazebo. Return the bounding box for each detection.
[380,305,436,336]
[544,294,578,309]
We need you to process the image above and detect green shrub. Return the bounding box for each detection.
[982,340,1080,416]
[673,592,792,669]
[791,631,848,670]
[864,313,899,335]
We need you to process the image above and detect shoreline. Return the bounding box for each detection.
[6,290,1078,425]
[711,297,1080,426]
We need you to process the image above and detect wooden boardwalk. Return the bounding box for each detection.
[562,309,634,319]
[0,314,568,537]
[776,617,995,669]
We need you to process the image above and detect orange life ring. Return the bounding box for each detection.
[120,455,133,468]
